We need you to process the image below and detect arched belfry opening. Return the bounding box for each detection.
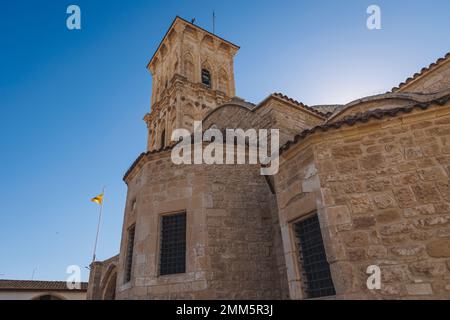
[161,129,166,148]
[201,68,212,88]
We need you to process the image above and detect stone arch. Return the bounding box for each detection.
[149,124,156,150]
[100,264,118,300]
[201,60,214,88]
[203,102,258,131]
[155,117,166,149]
[201,34,215,51]
[160,128,166,148]
[173,59,179,76]
[169,111,177,140]
[167,28,177,46]
[183,24,198,40]
[183,53,195,82]
[183,112,195,130]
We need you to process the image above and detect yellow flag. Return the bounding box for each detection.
[91,193,104,205]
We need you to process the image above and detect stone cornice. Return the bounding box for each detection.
[144,74,229,127]
[279,93,450,158]
[147,16,240,72]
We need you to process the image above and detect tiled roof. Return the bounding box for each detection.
[0,280,88,291]
[272,93,328,118]
[124,95,450,178]
[124,93,328,181]
[310,104,343,116]
[279,94,450,156]
[123,146,174,181]
[392,52,450,92]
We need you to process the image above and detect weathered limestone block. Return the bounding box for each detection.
[331,145,363,160]
[360,153,385,170]
[353,216,376,229]
[373,193,397,209]
[406,283,433,296]
[426,239,450,257]
[349,194,374,214]
[367,245,388,258]
[392,172,419,186]
[436,180,450,201]
[381,264,412,283]
[325,205,352,226]
[412,183,442,203]
[417,166,447,181]
[379,222,414,236]
[414,215,450,228]
[409,261,447,277]
[393,187,416,208]
[376,209,401,224]
[343,231,369,247]
[346,248,367,261]
[391,244,425,257]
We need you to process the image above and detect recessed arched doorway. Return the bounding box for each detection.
[101,265,117,300]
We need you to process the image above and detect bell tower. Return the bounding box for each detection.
[144,16,240,151]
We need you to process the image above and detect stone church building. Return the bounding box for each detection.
[87,16,450,300]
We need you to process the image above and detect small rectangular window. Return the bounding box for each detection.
[159,212,186,276]
[124,225,135,283]
[294,214,336,298]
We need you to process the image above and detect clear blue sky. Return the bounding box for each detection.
[1,0,449,282]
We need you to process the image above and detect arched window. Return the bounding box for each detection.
[183,54,194,82]
[201,69,212,88]
[161,129,166,148]
[101,266,118,300]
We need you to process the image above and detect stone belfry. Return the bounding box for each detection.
[144,16,240,151]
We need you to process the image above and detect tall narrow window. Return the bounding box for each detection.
[124,225,135,283]
[201,69,212,88]
[159,212,186,276]
[161,129,166,148]
[294,214,335,298]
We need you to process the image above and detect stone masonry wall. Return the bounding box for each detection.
[202,163,286,299]
[115,150,287,299]
[278,103,450,299]
[275,102,450,299]
[274,144,322,299]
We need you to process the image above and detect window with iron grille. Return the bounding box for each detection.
[124,225,135,283]
[159,212,186,276]
[294,214,336,298]
[201,69,212,88]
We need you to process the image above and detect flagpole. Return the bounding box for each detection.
[92,187,105,263]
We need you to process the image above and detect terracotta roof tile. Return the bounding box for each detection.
[392,53,450,92]
[0,280,88,291]
[124,94,450,178]
[272,93,328,117]
[123,146,174,181]
[280,94,450,155]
